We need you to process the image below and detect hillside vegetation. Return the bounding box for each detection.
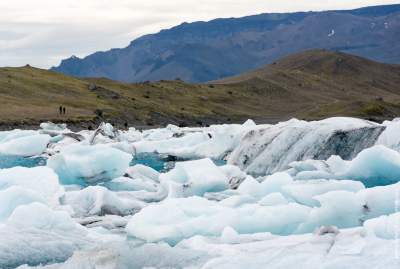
[1,50,400,129]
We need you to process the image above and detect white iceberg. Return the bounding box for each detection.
[0,166,63,206]
[160,158,229,198]
[126,196,311,244]
[62,186,145,217]
[0,203,89,269]
[0,132,50,157]
[290,145,400,187]
[47,144,132,185]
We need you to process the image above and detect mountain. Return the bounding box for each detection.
[2,50,400,129]
[52,4,400,83]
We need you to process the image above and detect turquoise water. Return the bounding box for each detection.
[130,153,226,172]
[130,153,172,172]
[0,152,226,173]
[0,155,46,169]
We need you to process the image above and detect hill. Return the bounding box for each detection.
[217,49,400,120]
[52,4,400,83]
[2,50,400,129]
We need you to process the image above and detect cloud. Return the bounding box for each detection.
[0,0,398,68]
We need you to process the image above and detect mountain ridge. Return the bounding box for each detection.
[52,4,400,83]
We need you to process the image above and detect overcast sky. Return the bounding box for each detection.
[0,0,398,68]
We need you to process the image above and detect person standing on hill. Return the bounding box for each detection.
[59,106,62,115]
[63,107,66,115]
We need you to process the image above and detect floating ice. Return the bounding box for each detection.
[0,186,45,222]
[237,172,294,198]
[0,132,50,157]
[160,158,229,198]
[40,122,68,132]
[125,164,160,183]
[342,145,400,187]
[258,193,288,206]
[290,145,400,187]
[375,119,400,150]
[297,183,400,233]
[229,117,384,176]
[0,203,89,269]
[126,196,311,244]
[7,202,86,234]
[282,179,364,207]
[104,176,158,192]
[62,186,145,217]
[363,212,400,239]
[3,118,400,269]
[0,166,63,206]
[126,179,400,245]
[47,144,133,185]
[133,122,254,160]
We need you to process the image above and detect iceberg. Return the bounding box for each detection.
[0,186,46,222]
[126,180,400,245]
[160,158,229,198]
[290,145,400,187]
[47,144,133,185]
[0,203,89,269]
[133,121,255,160]
[0,166,63,206]
[126,196,311,244]
[229,117,384,176]
[0,133,50,157]
[62,186,144,217]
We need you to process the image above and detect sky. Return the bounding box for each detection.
[0,0,398,68]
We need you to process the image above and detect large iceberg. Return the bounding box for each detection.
[228,118,384,176]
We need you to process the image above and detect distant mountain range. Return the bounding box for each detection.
[2,50,400,129]
[51,4,400,83]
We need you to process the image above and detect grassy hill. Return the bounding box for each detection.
[217,49,400,121]
[1,50,400,129]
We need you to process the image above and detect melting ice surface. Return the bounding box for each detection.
[1,118,400,269]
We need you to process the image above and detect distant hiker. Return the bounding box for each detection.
[63,107,66,115]
[207,133,212,139]
[124,122,128,129]
[59,106,62,115]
